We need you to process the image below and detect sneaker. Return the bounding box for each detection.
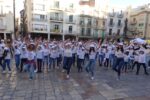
[66,75,70,79]
[91,77,94,80]
[2,71,6,74]
[8,71,12,74]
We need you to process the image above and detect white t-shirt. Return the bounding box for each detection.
[77,49,85,59]
[64,49,73,57]
[89,52,96,60]
[138,54,146,63]
[27,51,36,61]
[20,49,28,59]
[43,49,49,56]
[115,50,124,58]
[36,50,44,59]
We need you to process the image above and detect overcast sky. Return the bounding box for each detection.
[15,0,150,17]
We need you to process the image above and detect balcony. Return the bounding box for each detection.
[32,28,47,32]
[32,18,47,22]
[0,14,6,17]
[117,14,124,18]
[87,22,92,27]
[50,29,63,34]
[65,8,75,12]
[64,31,76,35]
[66,20,76,24]
[79,21,85,26]
[0,25,6,30]
[50,6,63,11]
[117,23,123,28]
[109,13,115,17]
[108,23,114,27]
[50,17,63,23]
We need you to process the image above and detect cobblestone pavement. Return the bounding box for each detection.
[0,63,150,100]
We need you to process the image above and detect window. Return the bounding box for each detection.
[54,24,59,30]
[33,4,45,11]
[109,18,113,25]
[69,26,72,33]
[55,13,59,20]
[109,29,112,35]
[81,28,84,35]
[33,14,46,20]
[32,24,47,31]
[69,15,73,22]
[139,23,144,27]
[69,3,74,8]
[117,29,120,35]
[87,28,91,36]
[118,20,121,26]
[54,1,59,8]
[80,19,84,25]
[88,19,92,25]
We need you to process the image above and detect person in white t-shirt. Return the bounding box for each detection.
[36,45,44,73]
[25,43,36,80]
[14,45,21,70]
[77,45,85,72]
[136,50,149,75]
[85,44,97,80]
[62,43,73,79]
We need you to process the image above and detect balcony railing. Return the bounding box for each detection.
[33,28,47,32]
[108,23,114,27]
[64,31,76,35]
[79,21,85,26]
[0,25,6,30]
[109,13,115,17]
[66,20,76,24]
[117,14,124,18]
[50,6,63,10]
[65,8,75,12]
[50,29,63,33]
[87,22,92,27]
[50,17,63,22]
[117,23,123,27]
[32,18,47,21]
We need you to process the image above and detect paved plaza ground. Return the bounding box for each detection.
[0,62,150,100]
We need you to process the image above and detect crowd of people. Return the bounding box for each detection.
[0,37,150,80]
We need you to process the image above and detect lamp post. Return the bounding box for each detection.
[13,0,16,39]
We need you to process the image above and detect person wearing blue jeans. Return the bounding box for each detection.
[2,47,12,73]
[85,45,97,80]
[15,54,20,70]
[3,59,11,72]
[113,44,124,80]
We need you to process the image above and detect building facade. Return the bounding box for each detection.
[24,0,107,40]
[127,4,150,39]
[0,0,14,39]
[105,10,125,38]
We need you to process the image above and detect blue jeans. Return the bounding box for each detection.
[25,63,35,79]
[2,59,11,71]
[113,58,124,77]
[109,54,115,67]
[15,55,20,70]
[99,53,105,66]
[85,59,96,77]
[63,57,72,75]
[49,57,56,69]
[43,56,49,67]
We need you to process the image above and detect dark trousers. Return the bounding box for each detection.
[132,61,138,70]
[37,59,43,72]
[0,57,3,67]
[63,57,72,75]
[113,58,124,77]
[104,58,109,68]
[77,58,84,72]
[136,63,148,75]
[57,55,62,67]
[20,58,27,72]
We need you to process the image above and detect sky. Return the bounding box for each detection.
[15,0,150,17]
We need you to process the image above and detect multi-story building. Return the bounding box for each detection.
[106,10,125,38]
[127,4,150,39]
[0,0,14,39]
[24,0,107,40]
